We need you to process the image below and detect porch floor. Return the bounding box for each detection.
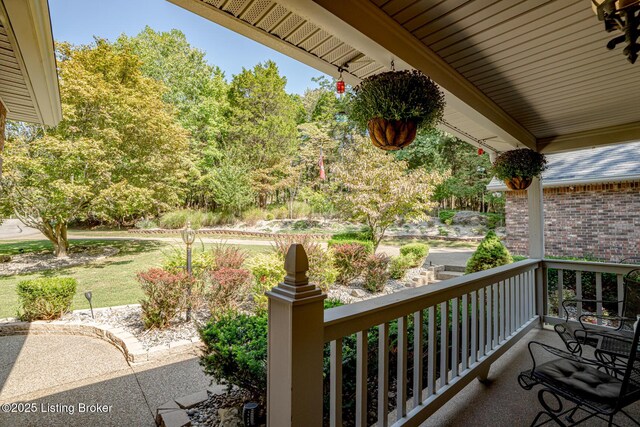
[424,328,640,427]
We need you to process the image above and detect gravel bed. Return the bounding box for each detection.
[189,388,252,427]
[328,267,429,304]
[0,246,119,276]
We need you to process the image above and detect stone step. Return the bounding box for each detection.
[436,271,465,280]
[444,265,466,273]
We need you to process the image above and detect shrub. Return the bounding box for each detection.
[465,231,513,274]
[327,238,374,254]
[363,254,390,293]
[332,243,369,285]
[438,209,456,224]
[137,268,192,329]
[158,209,219,229]
[211,244,247,270]
[135,218,158,229]
[400,243,429,267]
[272,235,338,292]
[0,254,11,263]
[438,226,449,237]
[242,207,265,225]
[246,253,286,311]
[17,277,77,321]
[162,246,215,278]
[268,205,289,220]
[485,212,504,229]
[290,201,312,219]
[331,229,374,242]
[389,254,414,279]
[205,268,251,320]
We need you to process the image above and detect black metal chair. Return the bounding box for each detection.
[518,324,640,426]
[554,268,640,361]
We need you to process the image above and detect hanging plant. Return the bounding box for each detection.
[350,70,445,151]
[492,148,547,190]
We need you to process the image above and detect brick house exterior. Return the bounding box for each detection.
[487,142,640,262]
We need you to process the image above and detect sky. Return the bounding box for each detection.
[48,0,326,94]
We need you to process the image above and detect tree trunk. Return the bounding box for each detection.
[40,221,69,258]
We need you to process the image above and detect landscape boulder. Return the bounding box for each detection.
[452,211,487,226]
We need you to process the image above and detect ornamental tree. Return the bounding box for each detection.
[333,137,441,250]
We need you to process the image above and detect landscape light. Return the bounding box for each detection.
[84,291,94,319]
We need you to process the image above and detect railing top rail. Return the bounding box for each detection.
[323,259,541,343]
[542,259,640,275]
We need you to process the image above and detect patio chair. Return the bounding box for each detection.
[518,324,640,426]
[554,268,640,361]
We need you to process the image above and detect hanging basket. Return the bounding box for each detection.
[367,117,418,151]
[504,177,533,190]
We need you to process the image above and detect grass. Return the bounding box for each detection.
[0,238,270,319]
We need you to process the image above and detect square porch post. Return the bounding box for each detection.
[527,177,547,322]
[267,244,326,426]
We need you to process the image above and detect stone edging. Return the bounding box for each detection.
[128,228,327,239]
[0,319,202,364]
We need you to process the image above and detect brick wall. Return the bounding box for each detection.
[504,181,640,261]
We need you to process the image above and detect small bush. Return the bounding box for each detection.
[400,243,429,267]
[159,210,219,229]
[465,231,513,274]
[389,254,414,279]
[272,235,337,292]
[268,205,289,220]
[205,268,251,320]
[290,201,312,219]
[327,239,374,254]
[17,277,77,321]
[0,254,11,263]
[438,210,456,224]
[162,247,215,278]
[212,244,247,270]
[137,268,192,329]
[332,243,369,285]
[242,208,265,225]
[246,253,286,311]
[438,226,449,237]
[363,254,390,293]
[331,229,374,242]
[135,218,158,229]
[485,212,504,229]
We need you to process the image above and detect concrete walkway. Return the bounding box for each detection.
[0,334,210,427]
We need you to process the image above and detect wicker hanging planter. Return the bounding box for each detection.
[350,70,445,151]
[367,117,418,151]
[504,176,533,190]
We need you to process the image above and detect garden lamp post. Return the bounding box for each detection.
[181,221,196,321]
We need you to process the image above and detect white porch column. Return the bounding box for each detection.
[527,177,546,321]
[267,244,326,426]
[0,102,6,175]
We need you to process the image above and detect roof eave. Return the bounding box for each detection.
[487,174,640,192]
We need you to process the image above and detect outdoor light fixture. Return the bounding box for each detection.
[592,0,640,63]
[336,67,346,94]
[84,291,94,319]
[181,221,196,321]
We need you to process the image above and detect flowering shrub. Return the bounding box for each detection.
[205,267,251,319]
[245,253,285,311]
[332,243,369,285]
[137,268,193,329]
[363,254,390,293]
[212,245,247,270]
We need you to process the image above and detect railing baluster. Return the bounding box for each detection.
[397,316,408,418]
[492,283,498,349]
[617,274,624,316]
[515,274,521,327]
[576,271,582,319]
[377,323,389,427]
[427,306,436,396]
[523,273,529,321]
[509,276,515,334]
[451,298,459,377]
[440,301,449,387]
[470,291,477,364]
[486,285,492,352]
[330,339,342,427]
[478,288,485,358]
[557,269,564,318]
[499,280,505,342]
[461,294,469,372]
[596,272,603,325]
[413,310,423,408]
[356,330,367,427]
[530,270,535,320]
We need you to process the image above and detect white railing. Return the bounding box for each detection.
[541,259,639,326]
[267,244,542,426]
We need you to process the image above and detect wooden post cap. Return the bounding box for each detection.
[284,244,309,287]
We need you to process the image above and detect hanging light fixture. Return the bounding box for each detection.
[336,67,345,95]
[478,148,484,155]
[592,0,640,63]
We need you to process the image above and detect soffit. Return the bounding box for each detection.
[376,0,640,140]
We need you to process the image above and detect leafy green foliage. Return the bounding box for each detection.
[492,148,547,181]
[400,243,429,267]
[17,277,77,321]
[331,229,374,242]
[245,253,286,311]
[271,235,337,292]
[204,268,251,320]
[438,210,456,224]
[158,210,223,229]
[162,246,215,278]
[137,269,193,329]
[465,231,513,274]
[363,254,390,293]
[332,243,369,285]
[350,70,445,130]
[327,239,374,254]
[389,255,414,279]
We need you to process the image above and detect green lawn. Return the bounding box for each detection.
[0,239,270,318]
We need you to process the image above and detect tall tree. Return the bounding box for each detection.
[225,61,301,207]
[0,40,190,256]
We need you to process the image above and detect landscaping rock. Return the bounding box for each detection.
[158,409,191,427]
[452,211,488,226]
[175,390,209,409]
[350,289,367,298]
[218,408,242,427]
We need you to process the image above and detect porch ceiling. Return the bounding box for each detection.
[0,0,61,126]
[170,0,640,154]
